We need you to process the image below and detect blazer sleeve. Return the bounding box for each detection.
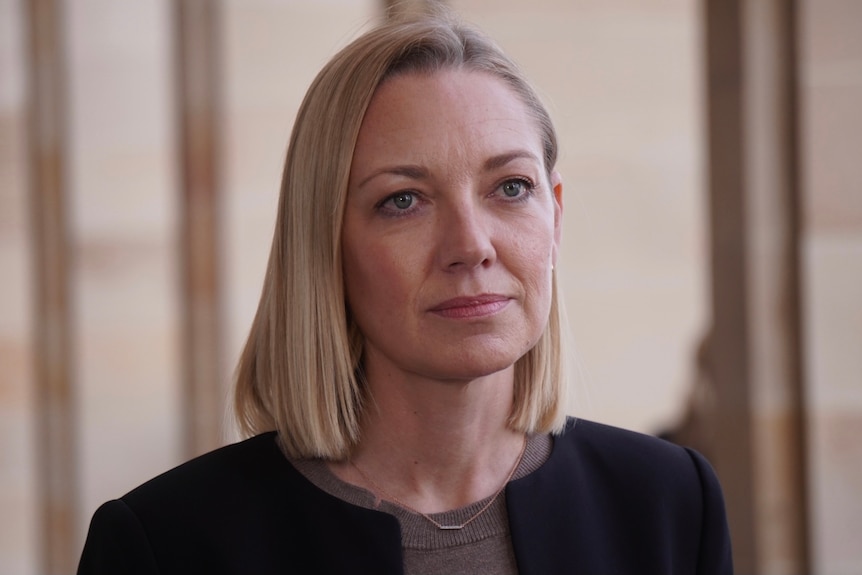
[77,499,161,575]
[685,448,734,575]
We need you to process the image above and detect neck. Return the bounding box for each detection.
[332,367,525,513]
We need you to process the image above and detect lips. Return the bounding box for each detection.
[428,294,512,319]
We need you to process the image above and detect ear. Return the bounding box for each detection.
[550,170,563,266]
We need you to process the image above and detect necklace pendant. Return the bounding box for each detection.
[350,436,527,533]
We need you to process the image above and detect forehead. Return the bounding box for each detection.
[351,69,543,170]
[373,67,525,112]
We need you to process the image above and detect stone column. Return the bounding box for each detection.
[175,0,226,458]
[798,0,862,572]
[705,0,809,573]
[26,0,78,571]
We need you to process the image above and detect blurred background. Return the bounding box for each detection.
[1,0,859,573]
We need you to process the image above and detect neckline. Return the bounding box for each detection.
[288,432,553,549]
[349,435,527,531]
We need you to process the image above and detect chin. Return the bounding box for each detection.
[425,346,525,382]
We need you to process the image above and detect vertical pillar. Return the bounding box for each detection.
[175,0,225,457]
[799,1,862,571]
[705,0,809,573]
[705,1,757,568]
[744,2,809,572]
[26,0,77,572]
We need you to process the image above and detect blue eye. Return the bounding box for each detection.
[391,192,414,209]
[376,191,419,217]
[501,179,531,198]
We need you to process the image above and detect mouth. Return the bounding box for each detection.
[428,294,512,319]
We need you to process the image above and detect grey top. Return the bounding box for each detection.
[291,433,552,575]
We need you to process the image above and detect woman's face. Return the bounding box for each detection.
[342,69,562,384]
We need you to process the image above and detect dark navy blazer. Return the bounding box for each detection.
[78,418,733,574]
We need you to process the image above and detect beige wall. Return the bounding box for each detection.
[0,2,37,573]
[67,0,181,532]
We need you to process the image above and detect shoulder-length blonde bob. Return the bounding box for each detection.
[234,11,568,459]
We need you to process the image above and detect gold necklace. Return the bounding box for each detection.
[350,436,527,531]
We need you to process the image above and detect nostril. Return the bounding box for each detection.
[442,242,495,271]
[437,208,496,271]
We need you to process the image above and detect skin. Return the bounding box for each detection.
[331,69,563,513]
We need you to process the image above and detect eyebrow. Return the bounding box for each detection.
[356,149,541,190]
[482,149,542,171]
[357,165,428,189]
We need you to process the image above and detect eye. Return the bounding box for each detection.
[375,191,420,217]
[499,178,533,199]
[390,192,414,210]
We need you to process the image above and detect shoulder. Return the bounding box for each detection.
[120,432,289,510]
[549,418,722,516]
[79,433,298,573]
[560,417,688,460]
[80,433,405,574]
[114,432,313,544]
[558,417,707,477]
[508,419,732,573]
[109,431,341,552]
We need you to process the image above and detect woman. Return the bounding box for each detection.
[78,11,732,575]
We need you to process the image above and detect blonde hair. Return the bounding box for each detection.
[234,11,568,459]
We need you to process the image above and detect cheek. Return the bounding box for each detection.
[509,216,556,274]
[343,241,418,317]
[343,247,379,313]
[506,217,556,313]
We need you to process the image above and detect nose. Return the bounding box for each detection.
[436,200,496,272]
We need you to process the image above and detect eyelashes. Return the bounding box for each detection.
[374,177,537,218]
[377,191,419,215]
[498,177,536,200]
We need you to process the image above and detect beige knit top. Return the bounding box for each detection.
[290,433,552,575]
